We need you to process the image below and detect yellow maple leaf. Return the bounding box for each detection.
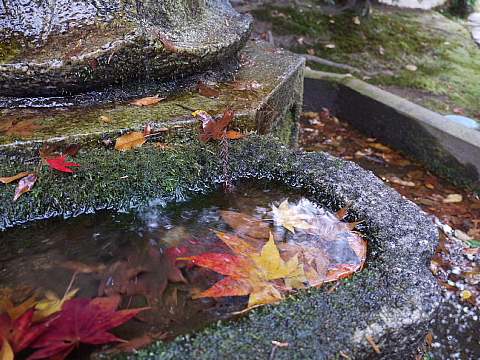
[33,288,79,321]
[271,199,316,234]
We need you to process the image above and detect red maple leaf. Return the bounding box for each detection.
[28,297,148,360]
[0,308,54,355]
[46,155,82,173]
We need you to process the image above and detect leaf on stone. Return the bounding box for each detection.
[64,143,81,156]
[194,108,242,142]
[114,132,147,150]
[38,141,64,164]
[62,40,83,60]
[158,36,179,53]
[271,199,316,234]
[226,130,249,139]
[129,94,164,107]
[46,155,82,173]
[0,172,35,184]
[179,232,296,307]
[13,173,38,202]
[4,119,45,136]
[28,297,149,360]
[198,81,220,98]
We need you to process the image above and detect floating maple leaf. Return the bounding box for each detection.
[28,297,149,360]
[46,155,82,173]
[33,289,79,321]
[271,199,316,234]
[179,232,296,307]
[0,308,54,356]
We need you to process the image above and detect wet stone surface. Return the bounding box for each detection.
[0,0,253,96]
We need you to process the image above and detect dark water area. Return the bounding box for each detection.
[0,180,364,357]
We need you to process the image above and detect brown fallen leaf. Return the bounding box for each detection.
[100,116,112,123]
[129,94,165,107]
[0,119,14,132]
[4,119,45,136]
[0,172,35,184]
[198,82,220,98]
[89,57,99,70]
[114,132,147,150]
[226,130,249,139]
[62,40,83,60]
[13,173,38,201]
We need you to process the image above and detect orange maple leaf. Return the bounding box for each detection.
[179,232,296,307]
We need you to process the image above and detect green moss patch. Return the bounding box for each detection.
[246,5,480,120]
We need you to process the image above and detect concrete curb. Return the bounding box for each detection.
[304,70,480,193]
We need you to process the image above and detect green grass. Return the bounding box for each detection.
[247,5,480,120]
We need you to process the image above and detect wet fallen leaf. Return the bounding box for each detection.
[0,296,36,321]
[100,116,112,123]
[129,94,164,107]
[3,119,45,137]
[271,199,316,234]
[62,40,83,60]
[198,82,220,98]
[114,132,147,150]
[443,194,462,203]
[33,289,79,321]
[29,297,149,360]
[0,308,54,356]
[46,155,82,173]
[179,233,296,307]
[0,172,35,184]
[13,173,38,201]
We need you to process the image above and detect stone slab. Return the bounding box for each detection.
[0,40,305,157]
[303,70,480,193]
[0,136,440,359]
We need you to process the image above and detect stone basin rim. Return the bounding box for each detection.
[0,136,441,359]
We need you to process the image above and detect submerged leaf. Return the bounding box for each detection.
[198,82,220,98]
[29,297,148,360]
[271,199,316,234]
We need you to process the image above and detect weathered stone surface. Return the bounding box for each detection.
[0,40,305,154]
[0,0,253,96]
[304,70,480,193]
[0,136,440,359]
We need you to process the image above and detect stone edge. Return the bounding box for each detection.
[303,69,480,193]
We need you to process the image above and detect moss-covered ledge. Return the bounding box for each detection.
[0,136,439,359]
